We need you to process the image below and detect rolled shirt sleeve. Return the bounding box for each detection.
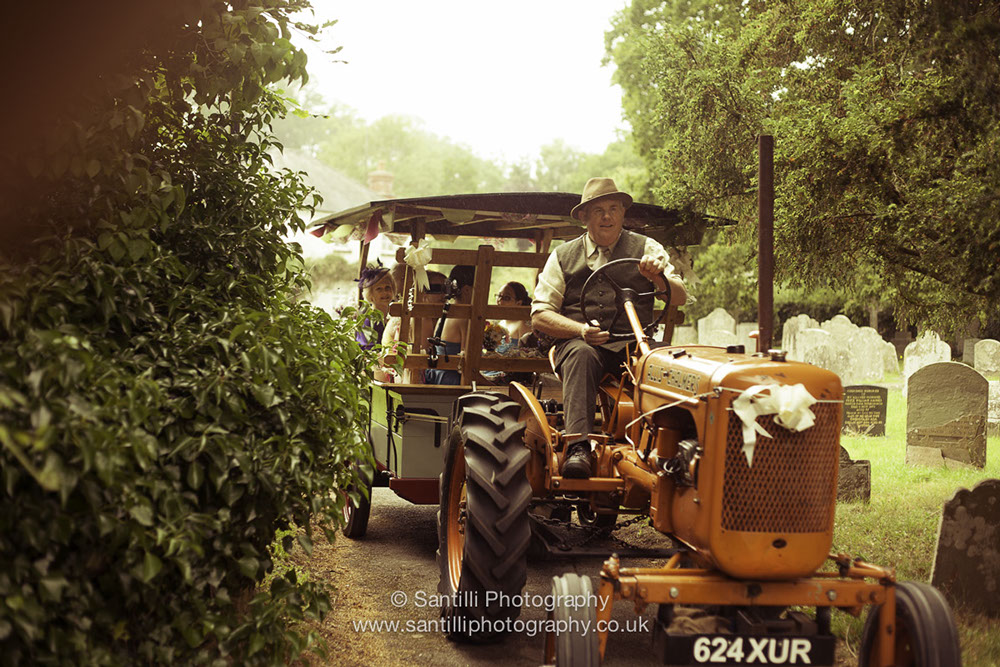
[531,251,565,316]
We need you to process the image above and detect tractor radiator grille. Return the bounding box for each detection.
[721,403,840,533]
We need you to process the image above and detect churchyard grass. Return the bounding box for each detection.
[836,385,1000,665]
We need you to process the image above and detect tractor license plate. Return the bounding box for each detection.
[666,634,835,665]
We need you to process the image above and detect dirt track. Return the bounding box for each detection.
[304,488,854,666]
[305,487,676,666]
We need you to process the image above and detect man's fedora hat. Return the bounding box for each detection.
[571,177,633,220]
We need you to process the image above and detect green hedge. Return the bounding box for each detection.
[0,2,376,662]
[0,227,376,664]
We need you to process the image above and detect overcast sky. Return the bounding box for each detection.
[298,1,631,163]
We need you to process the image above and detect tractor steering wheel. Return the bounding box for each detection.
[580,257,672,341]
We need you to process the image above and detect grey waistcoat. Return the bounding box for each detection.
[555,229,655,341]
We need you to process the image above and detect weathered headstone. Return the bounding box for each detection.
[962,337,982,365]
[672,325,697,346]
[989,380,1000,438]
[702,329,738,348]
[842,385,888,436]
[931,479,1000,616]
[974,339,1000,374]
[906,362,988,468]
[882,340,899,377]
[838,446,871,502]
[850,326,888,384]
[782,313,819,359]
[697,308,735,345]
[902,331,951,395]
[796,328,849,379]
[737,322,757,353]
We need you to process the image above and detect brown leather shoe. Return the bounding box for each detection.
[561,442,592,478]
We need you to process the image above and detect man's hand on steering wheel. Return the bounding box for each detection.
[638,253,669,283]
[580,256,673,341]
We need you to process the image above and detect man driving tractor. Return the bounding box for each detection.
[531,177,678,478]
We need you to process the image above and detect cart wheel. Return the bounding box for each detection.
[550,573,599,667]
[859,581,961,667]
[341,464,372,539]
[576,501,618,530]
[436,392,531,643]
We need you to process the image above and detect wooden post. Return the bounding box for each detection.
[758,135,775,353]
[461,245,495,385]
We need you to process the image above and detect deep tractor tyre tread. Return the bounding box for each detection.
[859,580,961,667]
[551,573,599,667]
[437,392,531,643]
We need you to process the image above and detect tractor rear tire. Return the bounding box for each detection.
[436,392,532,643]
[550,573,599,667]
[859,581,961,667]
[341,463,372,539]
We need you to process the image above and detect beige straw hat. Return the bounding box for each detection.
[570,177,633,220]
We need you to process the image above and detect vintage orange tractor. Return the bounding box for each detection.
[435,258,961,666]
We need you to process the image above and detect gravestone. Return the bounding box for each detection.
[838,446,871,502]
[974,339,1000,374]
[882,340,900,377]
[902,331,951,395]
[906,362,988,468]
[842,385,888,436]
[963,337,982,365]
[931,479,1000,616]
[672,325,697,346]
[737,322,757,353]
[989,380,1000,438]
[796,328,849,379]
[850,326,888,384]
[697,308,735,345]
[702,330,738,348]
[782,313,819,358]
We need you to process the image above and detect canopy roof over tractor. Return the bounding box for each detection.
[309,192,727,247]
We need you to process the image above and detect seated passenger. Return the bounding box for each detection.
[356,263,394,352]
[495,281,533,344]
[424,265,475,385]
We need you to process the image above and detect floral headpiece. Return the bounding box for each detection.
[357,260,390,289]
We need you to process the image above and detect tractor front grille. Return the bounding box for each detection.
[720,403,840,533]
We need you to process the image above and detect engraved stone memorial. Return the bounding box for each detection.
[906,362,988,468]
[842,385,888,437]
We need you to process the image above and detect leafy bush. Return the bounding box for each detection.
[0,1,373,664]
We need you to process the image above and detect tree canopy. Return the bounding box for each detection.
[607,0,1000,334]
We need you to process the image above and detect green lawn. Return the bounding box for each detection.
[836,385,1000,665]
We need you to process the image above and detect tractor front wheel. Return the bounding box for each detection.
[548,573,599,667]
[436,392,532,642]
[859,581,961,667]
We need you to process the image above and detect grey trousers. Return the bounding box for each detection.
[551,338,627,448]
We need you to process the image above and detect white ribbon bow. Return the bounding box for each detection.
[403,241,432,292]
[731,383,818,467]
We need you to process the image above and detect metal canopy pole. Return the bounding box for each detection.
[757,135,774,353]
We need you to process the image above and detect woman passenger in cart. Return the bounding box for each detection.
[424,265,475,385]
